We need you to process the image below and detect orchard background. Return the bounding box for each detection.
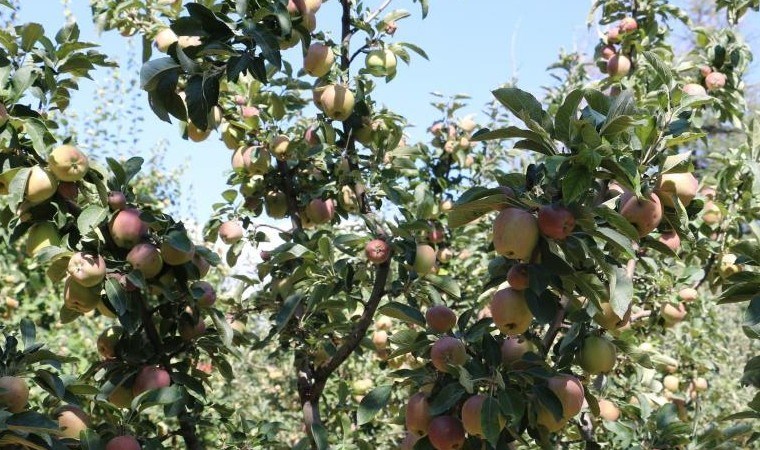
[0,0,759,449]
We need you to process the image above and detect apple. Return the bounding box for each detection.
[501,336,534,366]
[304,198,335,224]
[536,374,585,432]
[607,54,631,78]
[461,395,497,438]
[161,238,195,266]
[493,208,539,261]
[97,301,117,318]
[427,416,465,450]
[425,305,457,333]
[304,43,334,77]
[265,190,288,218]
[606,27,620,43]
[365,239,390,264]
[0,376,28,413]
[440,199,453,212]
[132,366,171,396]
[683,83,707,96]
[155,28,177,52]
[67,252,106,287]
[430,336,467,372]
[25,222,61,257]
[191,252,211,279]
[109,209,148,248]
[593,302,631,331]
[507,264,530,290]
[177,35,202,49]
[270,134,291,161]
[659,230,681,251]
[179,314,206,341]
[108,385,133,409]
[97,326,123,359]
[319,84,355,121]
[106,435,141,450]
[293,0,321,14]
[48,144,89,182]
[187,122,211,142]
[108,191,127,211]
[304,126,320,146]
[656,172,698,208]
[57,181,78,200]
[694,377,708,392]
[127,243,163,279]
[64,277,101,313]
[191,281,216,307]
[537,205,576,240]
[619,17,638,32]
[57,406,90,439]
[677,287,698,303]
[398,432,420,450]
[25,165,58,204]
[663,375,680,392]
[232,146,270,175]
[312,85,328,111]
[601,44,616,60]
[702,201,722,225]
[405,392,432,436]
[705,72,726,91]
[219,220,244,245]
[660,302,686,326]
[597,399,620,421]
[720,253,741,278]
[414,244,436,275]
[340,185,360,213]
[577,335,617,374]
[619,192,663,237]
[372,330,388,350]
[375,316,393,331]
[365,49,397,77]
[490,288,533,336]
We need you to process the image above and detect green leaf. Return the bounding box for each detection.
[311,422,329,450]
[743,296,760,339]
[610,265,633,318]
[481,396,502,446]
[593,228,636,259]
[425,275,461,299]
[19,23,43,52]
[140,57,180,91]
[105,278,128,316]
[76,205,108,234]
[357,384,392,425]
[19,319,35,349]
[553,89,584,144]
[133,385,186,412]
[377,302,425,327]
[642,50,673,84]
[594,206,641,242]
[562,165,592,203]
[492,87,548,127]
[211,308,234,347]
[243,23,281,69]
[742,356,760,388]
[274,293,304,334]
[429,383,464,415]
[449,193,516,229]
[6,411,58,434]
[661,152,692,174]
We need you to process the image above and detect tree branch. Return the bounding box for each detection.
[542,296,569,351]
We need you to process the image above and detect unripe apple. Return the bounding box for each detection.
[294,0,321,14]
[25,165,58,204]
[26,222,61,257]
[577,335,617,374]
[191,280,216,307]
[659,230,681,252]
[232,146,270,175]
[191,252,211,279]
[413,244,436,275]
[719,253,741,278]
[425,305,457,333]
[507,264,530,290]
[106,435,141,450]
[127,243,163,279]
[461,395,492,437]
[536,374,585,432]
[663,375,680,392]
[0,376,28,413]
[109,209,147,248]
[597,399,620,421]
[161,238,195,266]
[372,329,388,350]
[319,84,355,121]
[132,366,171,396]
[656,172,698,208]
[265,190,288,218]
[405,392,433,436]
[601,44,616,60]
[619,192,663,237]
[67,252,106,287]
[694,377,708,392]
[179,314,206,341]
[304,43,334,77]
[607,54,631,78]
[312,85,328,111]
[187,122,211,142]
[660,302,687,326]
[270,134,291,161]
[365,239,390,264]
[398,432,420,450]
[57,406,90,439]
[619,17,638,32]
[108,191,127,211]
[303,12,317,32]
[702,201,722,225]
[501,336,534,366]
[365,49,397,77]
[304,198,335,224]
[683,83,707,96]
[490,288,533,336]
[492,208,539,261]
[219,220,244,245]
[593,302,631,331]
[537,205,576,240]
[677,287,698,303]
[107,385,133,409]
[155,28,177,52]
[351,378,373,396]
[97,326,122,359]
[705,72,726,91]
[340,185,360,213]
[48,144,89,182]
[430,336,467,372]
[428,416,465,450]
[63,277,100,313]
[279,30,301,49]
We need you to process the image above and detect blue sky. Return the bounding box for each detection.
[18,1,759,222]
